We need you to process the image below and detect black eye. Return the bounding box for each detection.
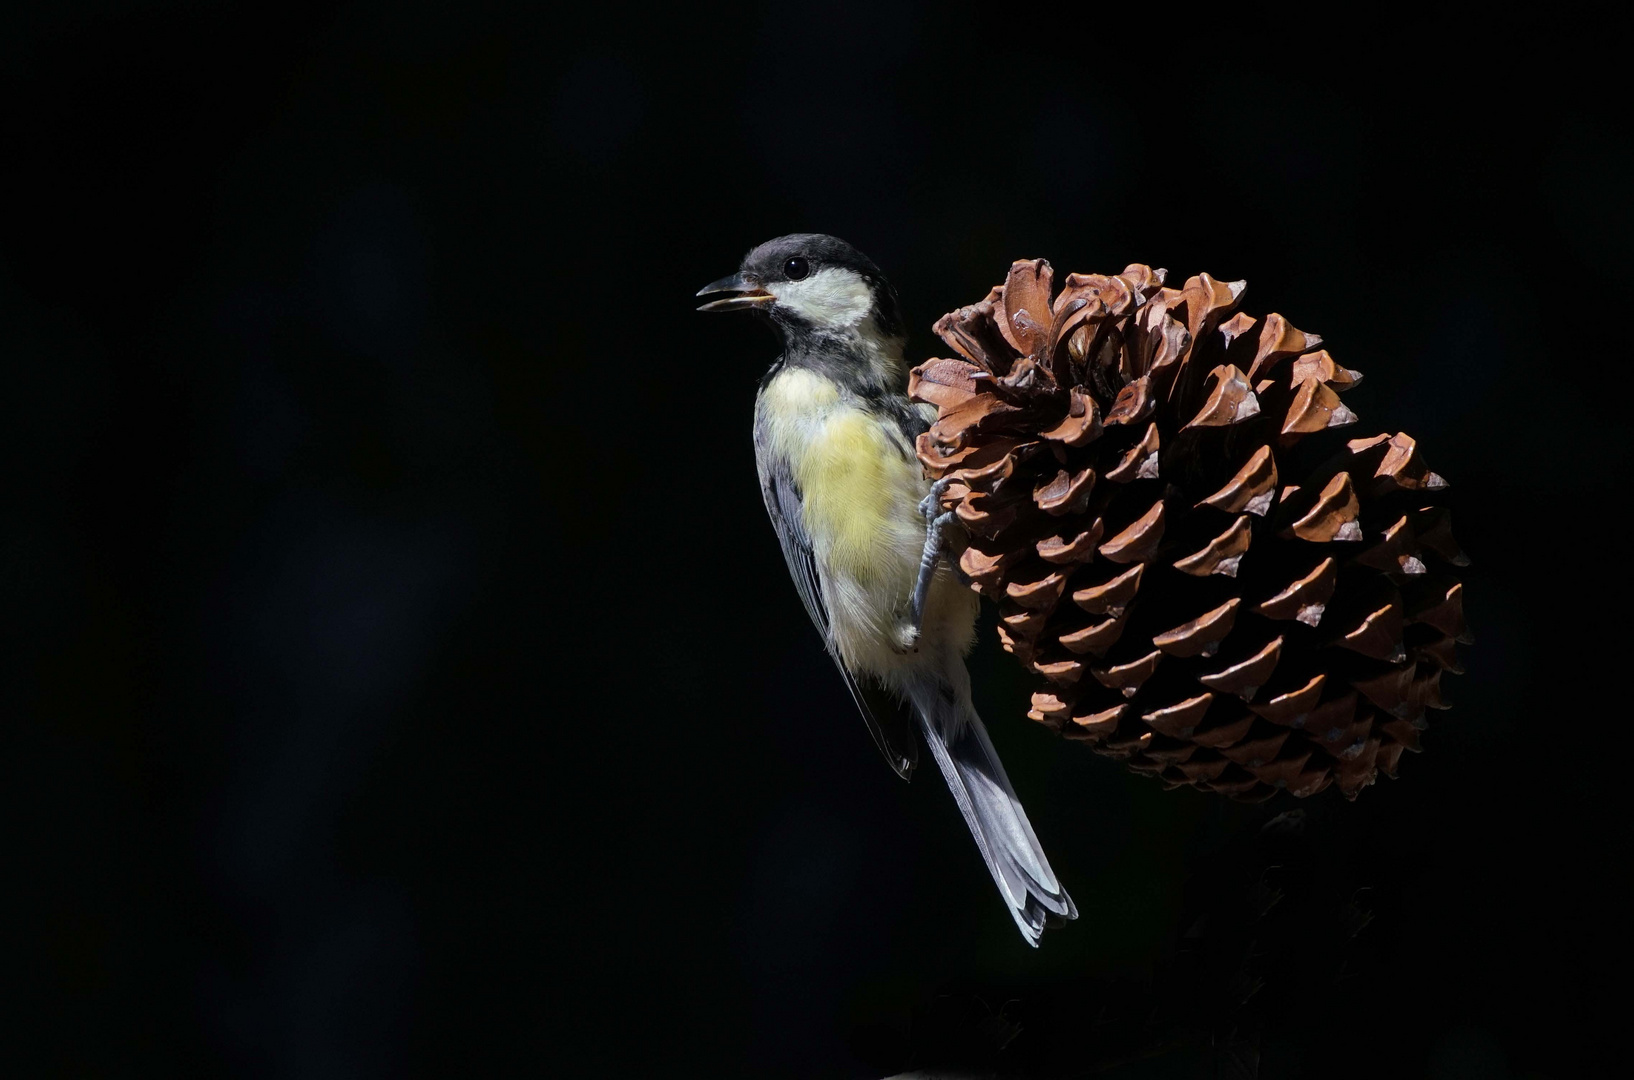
[784,256,810,281]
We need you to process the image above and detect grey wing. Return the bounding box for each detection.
[756,448,920,780]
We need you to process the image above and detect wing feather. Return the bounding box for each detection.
[756,437,919,780]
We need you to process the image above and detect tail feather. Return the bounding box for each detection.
[908,674,1078,945]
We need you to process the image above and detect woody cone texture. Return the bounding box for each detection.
[910,261,1469,802]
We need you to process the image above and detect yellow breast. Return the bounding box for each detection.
[758,366,975,676]
[797,410,921,584]
[760,367,924,590]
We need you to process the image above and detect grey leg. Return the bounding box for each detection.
[902,478,958,651]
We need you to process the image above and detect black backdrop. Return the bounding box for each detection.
[6,4,1628,1077]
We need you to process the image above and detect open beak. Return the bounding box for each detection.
[696,271,774,312]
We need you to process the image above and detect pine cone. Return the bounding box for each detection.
[909,260,1469,802]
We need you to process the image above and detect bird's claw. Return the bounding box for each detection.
[919,476,954,523]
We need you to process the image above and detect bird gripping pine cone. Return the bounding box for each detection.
[909,259,1469,803]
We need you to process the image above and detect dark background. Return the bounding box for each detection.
[5,3,1627,1076]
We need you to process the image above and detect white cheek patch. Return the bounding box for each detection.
[768,267,873,329]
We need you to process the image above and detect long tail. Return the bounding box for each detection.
[906,670,1078,945]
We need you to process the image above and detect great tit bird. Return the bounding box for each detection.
[698,234,1077,944]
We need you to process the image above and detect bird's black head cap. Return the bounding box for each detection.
[697,233,906,343]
